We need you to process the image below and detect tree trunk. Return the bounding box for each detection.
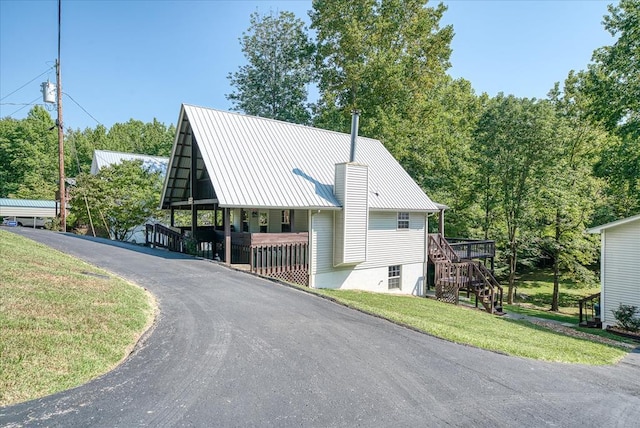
[551,209,561,312]
[507,239,517,304]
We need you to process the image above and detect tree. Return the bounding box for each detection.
[70,160,162,241]
[472,95,557,304]
[536,79,609,311]
[227,11,315,124]
[578,0,640,219]
[0,106,60,199]
[311,0,453,135]
[583,0,639,139]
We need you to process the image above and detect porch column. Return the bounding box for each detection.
[224,207,231,264]
[170,207,175,227]
[438,208,445,236]
[190,134,197,236]
[289,209,295,232]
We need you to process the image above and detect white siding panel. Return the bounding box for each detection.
[312,211,334,275]
[359,211,425,269]
[602,221,640,327]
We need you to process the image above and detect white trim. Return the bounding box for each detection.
[587,213,640,233]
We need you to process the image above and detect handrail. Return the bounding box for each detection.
[428,233,460,263]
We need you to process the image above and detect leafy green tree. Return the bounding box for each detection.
[70,160,162,241]
[583,0,639,139]
[227,11,315,124]
[577,0,640,219]
[536,80,610,310]
[0,106,60,199]
[472,95,558,304]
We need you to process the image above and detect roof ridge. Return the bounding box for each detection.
[182,103,381,142]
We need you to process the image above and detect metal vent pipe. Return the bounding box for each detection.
[349,110,360,163]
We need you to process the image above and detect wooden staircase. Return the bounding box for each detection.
[428,234,504,314]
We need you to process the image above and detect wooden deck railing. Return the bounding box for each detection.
[145,223,185,253]
[428,233,460,263]
[578,292,601,328]
[447,238,495,260]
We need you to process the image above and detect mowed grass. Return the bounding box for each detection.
[0,230,156,406]
[314,289,629,365]
[513,269,601,315]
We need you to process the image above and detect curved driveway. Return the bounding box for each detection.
[2,229,639,427]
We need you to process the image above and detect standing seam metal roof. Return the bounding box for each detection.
[162,104,439,212]
[0,198,57,208]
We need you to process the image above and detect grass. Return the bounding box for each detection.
[311,288,629,365]
[0,230,156,407]
[513,269,601,315]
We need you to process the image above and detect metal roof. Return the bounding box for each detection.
[587,213,640,233]
[0,198,57,208]
[90,150,169,175]
[161,104,439,212]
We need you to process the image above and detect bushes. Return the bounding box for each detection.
[611,304,640,332]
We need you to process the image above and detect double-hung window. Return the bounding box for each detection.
[397,212,410,229]
[388,265,401,289]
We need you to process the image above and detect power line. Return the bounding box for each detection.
[0,66,54,102]
[63,92,103,126]
[6,96,42,117]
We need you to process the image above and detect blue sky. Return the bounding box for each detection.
[0,0,614,131]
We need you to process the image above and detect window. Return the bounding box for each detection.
[259,211,268,233]
[388,265,401,289]
[241,210,249,232]
[281,209,291,232]
[397,212,410,229]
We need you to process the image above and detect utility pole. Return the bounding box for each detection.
[56,0,66,232]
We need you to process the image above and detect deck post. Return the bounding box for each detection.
[170,207,175,227]
[438,208,445,236]
[224,207,231,264]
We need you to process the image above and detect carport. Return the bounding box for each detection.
[0,198,59,227]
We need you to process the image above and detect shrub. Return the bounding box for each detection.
[611,304,640,332]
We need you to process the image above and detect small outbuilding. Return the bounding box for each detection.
[0,198,58,227]
[588,213,640,328]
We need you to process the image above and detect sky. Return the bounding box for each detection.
[0,0,615,131]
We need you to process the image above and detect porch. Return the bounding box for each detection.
[145,223,310,286]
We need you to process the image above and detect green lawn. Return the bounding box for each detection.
[513,269,601,314]
[313,288,629,365]
[0,230,156,406]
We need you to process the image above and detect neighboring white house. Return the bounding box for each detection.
[90,150,168,175]
[160,104,442,295]
[588,214,640,328]
[90,150,169,243]
[0,198,58,228]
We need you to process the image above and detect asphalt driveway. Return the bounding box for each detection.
[1,228,639,427]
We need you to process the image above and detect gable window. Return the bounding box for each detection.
[397,212,410,229]
[388,265,401,289]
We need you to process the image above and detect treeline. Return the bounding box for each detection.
[0,111,174,199]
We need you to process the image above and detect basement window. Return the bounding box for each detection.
[397,212,410,229]
[388,265,401,289]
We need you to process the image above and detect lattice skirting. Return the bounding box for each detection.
[260,269,309,287]
[435,281,459,304]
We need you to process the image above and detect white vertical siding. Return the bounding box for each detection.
[333,163,368,266]
[602,221,640,327]
[268,209,281,232]
[312,210,334,275]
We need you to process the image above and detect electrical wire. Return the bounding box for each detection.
[63,92,103,126]
[6,96,42,117]
[0,66,54,102]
